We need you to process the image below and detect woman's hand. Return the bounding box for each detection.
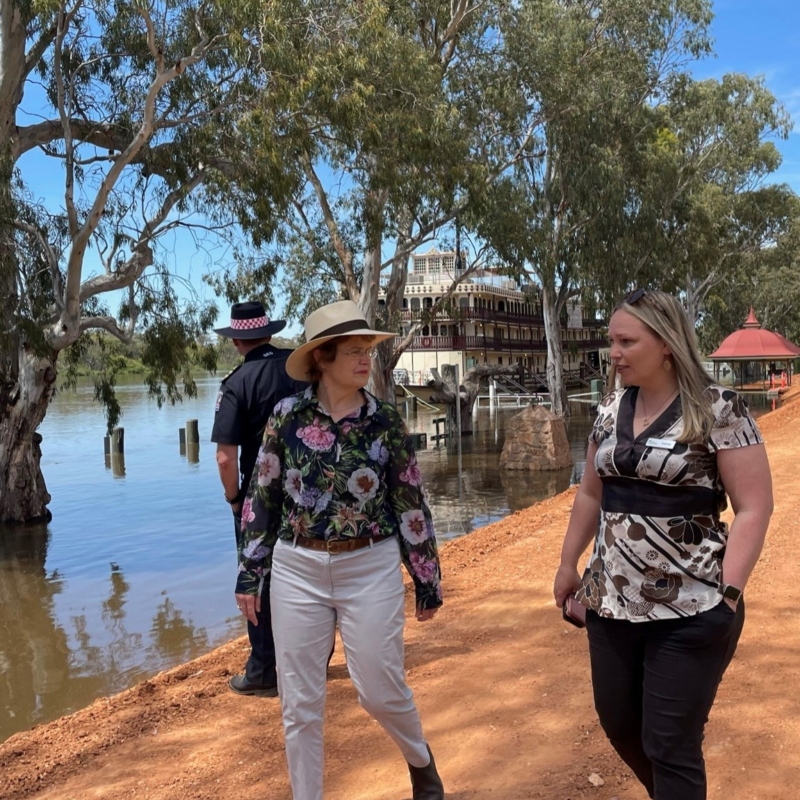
[553,564,582,608]
[235,592,261,626]
[416,603,439,622]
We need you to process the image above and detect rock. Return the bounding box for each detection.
[500,405,573,471]
[588,772,605,787]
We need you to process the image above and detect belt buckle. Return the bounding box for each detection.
[326,539,348,555]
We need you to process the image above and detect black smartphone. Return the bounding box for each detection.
[562,595,587,629]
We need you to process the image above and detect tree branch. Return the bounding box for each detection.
[79,169,207,303]
[302,152,358,299]
[54,2,82,238]
[12,218,64,311]
[57,6,219,342]
[23,17,61,83]
[142,4,166,72]
[79,315,135,342]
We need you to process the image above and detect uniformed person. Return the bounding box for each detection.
[211,301,306,697]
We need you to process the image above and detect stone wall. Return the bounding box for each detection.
[500,405,573,471]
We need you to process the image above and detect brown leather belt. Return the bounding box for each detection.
[291,534,394,555]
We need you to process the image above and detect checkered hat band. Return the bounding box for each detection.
[230,315,269,330]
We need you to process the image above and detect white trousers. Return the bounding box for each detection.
[271,536,430,800]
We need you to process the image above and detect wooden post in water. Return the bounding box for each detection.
[186,441,199,464]
[110,453,126,478]
[186,419,199,444]
[185,420,199,462]
[110,427,124,454]
[104,428,125,476]
[179,427,186,456]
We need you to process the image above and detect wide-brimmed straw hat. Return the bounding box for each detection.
[214,301,287,339]
[285,300,396,381]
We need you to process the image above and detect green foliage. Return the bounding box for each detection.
[212,1,498,325]
[580,71,793,318]
[475,0,715,303]
[698,201,800,352]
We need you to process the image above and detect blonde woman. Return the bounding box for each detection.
[236,300,444,800]
[553,289,773,800]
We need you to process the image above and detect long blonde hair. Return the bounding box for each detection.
[608,290,714,443]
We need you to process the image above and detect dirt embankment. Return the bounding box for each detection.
[2,389,800,800]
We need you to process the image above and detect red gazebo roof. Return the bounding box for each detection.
[709,308,800,360]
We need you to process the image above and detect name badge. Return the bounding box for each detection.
[646,437,675,450]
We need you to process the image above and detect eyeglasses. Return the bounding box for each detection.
[625,288,647,305]
[340,347,378,360]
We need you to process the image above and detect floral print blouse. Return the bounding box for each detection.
[576,385,763,622]
[236,385,443,611]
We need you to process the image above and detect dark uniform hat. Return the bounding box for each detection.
[214,301,287,340]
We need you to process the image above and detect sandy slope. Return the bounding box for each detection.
[2,388,800,800]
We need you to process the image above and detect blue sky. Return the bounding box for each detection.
[694,0,800,190]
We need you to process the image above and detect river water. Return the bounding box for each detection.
[0,378,775,743]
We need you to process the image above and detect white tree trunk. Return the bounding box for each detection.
[685,273,700,329]
[369,342,396,403]
[542,283,569,417]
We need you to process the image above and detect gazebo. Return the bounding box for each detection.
[708,308,800,388]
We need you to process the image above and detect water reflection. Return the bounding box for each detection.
[0,525,220,742]
[409,406,592,538]
[0,524,71,736]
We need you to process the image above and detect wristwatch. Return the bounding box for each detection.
[224,492,240,505]
[720,583,743,604]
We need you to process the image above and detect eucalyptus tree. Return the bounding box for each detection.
[211,1,533,399]
[0,0,321,523]
[474,0,714,416]
[666,76,791,326]
[698,200,800,352]
[584,73,793,323]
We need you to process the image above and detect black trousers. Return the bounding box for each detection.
[586,601,744,800]
[233,512,277,687]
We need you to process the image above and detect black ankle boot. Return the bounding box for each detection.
[408,745,444,799]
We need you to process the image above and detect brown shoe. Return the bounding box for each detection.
[228,675,278,697]
[408,745,444,799]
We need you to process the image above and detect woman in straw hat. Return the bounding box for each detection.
[236,300,444,800]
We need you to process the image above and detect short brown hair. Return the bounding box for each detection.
[306,340,338,383]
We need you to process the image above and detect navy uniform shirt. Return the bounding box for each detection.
[210,343,306,492]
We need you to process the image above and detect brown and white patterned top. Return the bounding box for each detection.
[576,384,763,621]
